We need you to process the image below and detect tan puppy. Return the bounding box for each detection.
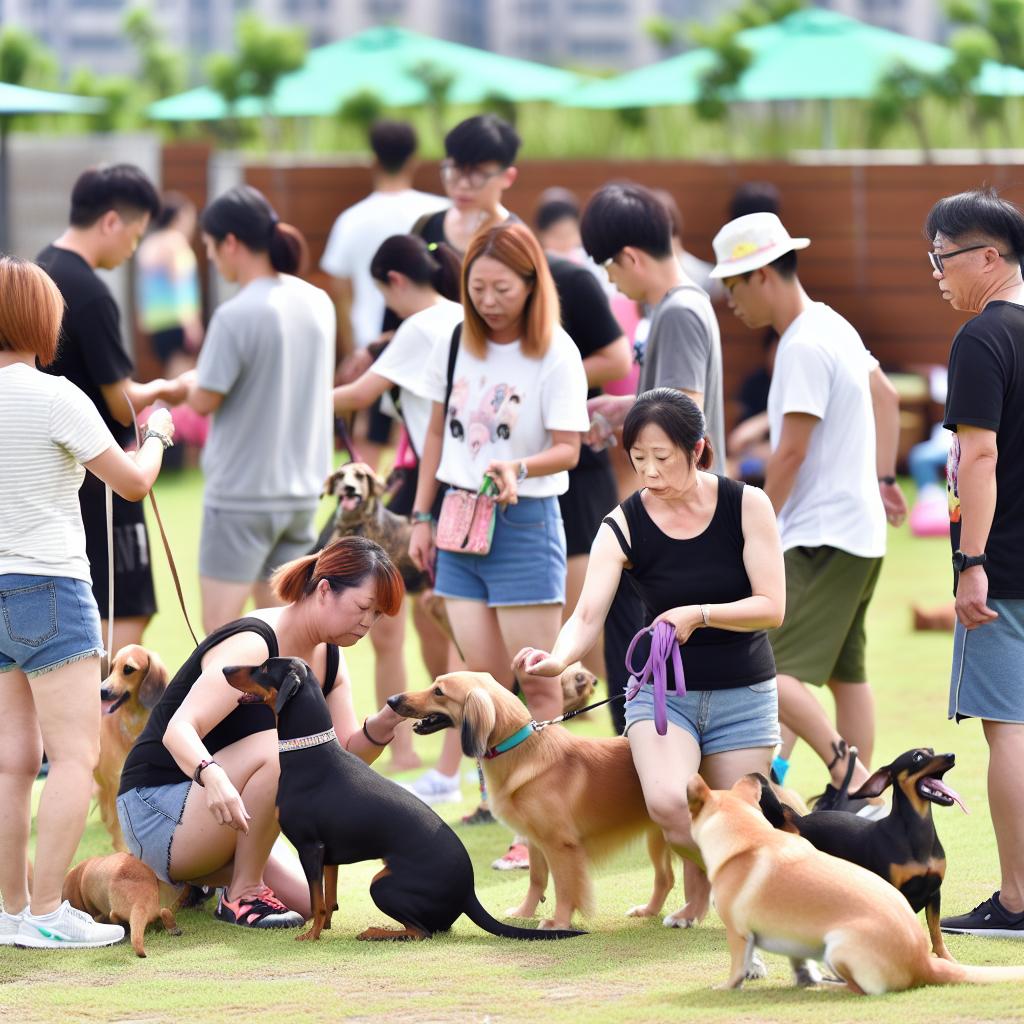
[687,774,1024,994]
[391,671,676,930]
[97,645,169,850]
[62,854,181,957]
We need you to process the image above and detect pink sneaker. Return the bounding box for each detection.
[491,842,529,871]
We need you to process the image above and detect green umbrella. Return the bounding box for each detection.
[148,25,586,121]
[564,8,1024,107]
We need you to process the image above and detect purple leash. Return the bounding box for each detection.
[625,620,686,736]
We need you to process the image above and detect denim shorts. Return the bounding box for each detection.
[117,781,192,885]
[624,678,781,755]
[949,598,1024,723]
[0,574,104,678]
[435,495,567,607]
[200,505,318,583]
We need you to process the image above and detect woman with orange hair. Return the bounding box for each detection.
[117,536,406,929]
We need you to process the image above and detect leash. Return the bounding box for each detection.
[624,621,685,736]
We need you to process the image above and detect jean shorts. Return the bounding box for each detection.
[435,495,567,607]
[624,678,781,755]
[117,780,192,885]
[200,505,318,584]
[0,574,104,678]
[949,598,1024,723]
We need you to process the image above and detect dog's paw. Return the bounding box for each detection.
[537,918,574,931]
[625,904,659,918]
[745,951,768,981]
[662,911,697,929]
[505,903,537,919]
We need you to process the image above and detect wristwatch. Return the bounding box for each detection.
[410,510,433,524]
[142,427,174,450]
[952,550,987,572]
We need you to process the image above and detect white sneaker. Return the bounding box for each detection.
[398,768,462,805]
[14,901,125,949]
[0,910,23,946]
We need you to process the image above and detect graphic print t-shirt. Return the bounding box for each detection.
[421,326,589,498]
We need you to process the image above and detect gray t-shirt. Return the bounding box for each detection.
[638,283,725,473]
[197,275,336,511]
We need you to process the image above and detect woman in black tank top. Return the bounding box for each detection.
[116,538,406,929]
[514,390,785,926]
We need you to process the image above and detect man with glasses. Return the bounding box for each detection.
[710,211,904,814]
[924,188,1024,939]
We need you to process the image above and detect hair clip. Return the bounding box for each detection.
[427,242,438,251]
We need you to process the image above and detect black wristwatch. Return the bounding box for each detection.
[952,550,987,572]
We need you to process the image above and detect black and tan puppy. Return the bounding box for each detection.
[224,657,584,943]
[758,748,965,960]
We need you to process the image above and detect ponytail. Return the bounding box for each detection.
[370,234,461,303]
[268,222,308,276]
[697,436,714,471]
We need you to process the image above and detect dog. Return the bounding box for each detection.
[390,671,680,930]
[97,645,169,850]
[758,748,963,960]
[558,663,597,715]
[224,657,584,943]
[62,854,181,957]
[688,773,1024,994]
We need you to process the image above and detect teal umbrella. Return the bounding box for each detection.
[148,25,587,121]
[564,8,1024,107]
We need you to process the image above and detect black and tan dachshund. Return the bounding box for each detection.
[757,748,965,960]
[224,657,584,943]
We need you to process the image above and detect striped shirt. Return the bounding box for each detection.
[0,362,114,582]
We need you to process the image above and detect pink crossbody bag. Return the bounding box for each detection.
[436,477,499,556]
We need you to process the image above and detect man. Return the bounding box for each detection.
[925,188,1024,938]
[39,164,191,653]
[710,211,905,806]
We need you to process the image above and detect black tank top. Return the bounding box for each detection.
[603,478,776,691]
[118,617,340,794]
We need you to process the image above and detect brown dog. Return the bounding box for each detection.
[390,671,677,930]
[62,854,181,957]
[97,645,169,850]
[687,773,1024,994]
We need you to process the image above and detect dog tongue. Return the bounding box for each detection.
[928,777,968,814]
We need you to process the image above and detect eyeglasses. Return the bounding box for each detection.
[928,244,1006,274]
[439,160,504,190]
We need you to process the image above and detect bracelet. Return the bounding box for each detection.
[142,427,174,450]
[193,758,217,787]
[410,510,433,524]
[362,718,392,747]
[700,604,710,627]
[878,475,896,485]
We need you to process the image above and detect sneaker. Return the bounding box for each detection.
[14,901,124,949]
[1,910,23,946]
[941,892,1024,938]
[491,842,530,871]
[214,885,305,929]
[812,785,887,819]
[398,768,462,806]
[461,806,497,826]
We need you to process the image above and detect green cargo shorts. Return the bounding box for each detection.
[769,546,883,686]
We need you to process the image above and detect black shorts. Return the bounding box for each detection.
[558,461,619,558]
[366,395,394,445]
[150,327,187,365]
[387,464,445,520]
[80,473,157,619]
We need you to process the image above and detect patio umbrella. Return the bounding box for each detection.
[148,25,587,122]
[0,82,106,251]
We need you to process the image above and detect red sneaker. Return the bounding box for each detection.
[214,885,305,929]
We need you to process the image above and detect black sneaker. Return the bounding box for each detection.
[460,806,497,826]
[214,885,305,929]
[941,892,1024,938]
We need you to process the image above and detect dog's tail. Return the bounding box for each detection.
[925,957,1024,986]
[462,893,585,941]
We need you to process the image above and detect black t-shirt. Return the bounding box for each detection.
[37,244,134,448]
[943,300,1024,599]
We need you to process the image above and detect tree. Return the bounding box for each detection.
[69,68,135,135]
[410,61,454,140]
[337,88,385,137]
[123,7,184,101]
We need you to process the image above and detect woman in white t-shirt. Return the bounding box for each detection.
[0,256,175,950]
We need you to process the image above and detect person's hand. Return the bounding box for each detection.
[655,605,704,645]
[587,394,631,430]
[485,461,519,505]
[586,411,617,452]
[409,520,435,574]
[955,565,999,631]
[880,480,908,527]
[368,705,403,737]
[146,407,175,442]
[201,764,251,833]
[512,647,566,678]
[336,350,373,385]
[161,371,194,406]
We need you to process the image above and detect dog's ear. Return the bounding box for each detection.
[138,652,169,711]
[460,688,497,758]
[686,773,710,819]
[322,470,344,498]
[273,663,307,716]
[61,862,85,907]
[364,467,389,498]
[731,774,763,808]
[849,764,894,800]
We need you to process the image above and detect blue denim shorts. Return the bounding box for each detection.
[0,574,104,678]
[624,678,781,755]
[117,781,192,885]
[949,598,1024,723]
[435,495,567,607]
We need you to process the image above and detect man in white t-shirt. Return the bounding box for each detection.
[710,212,907,808]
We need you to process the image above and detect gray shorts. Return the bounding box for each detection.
[949,598,1024,723]
[200,505,318,583]
[117,781,192,885]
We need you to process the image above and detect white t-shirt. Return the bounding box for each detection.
[421,326,589,498]
[372,299,463,457]
[767,302,886,558]
[0,363,114,582]
[320,189,447,350]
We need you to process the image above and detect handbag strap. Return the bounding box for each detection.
[444,322,463,417]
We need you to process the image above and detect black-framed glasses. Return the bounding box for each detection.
[928,244,1002,274]
[439,159,503,190]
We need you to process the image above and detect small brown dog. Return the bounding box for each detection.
[62,854,181,957]
[97,645,169,850]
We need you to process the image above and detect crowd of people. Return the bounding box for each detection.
[1,111,1022,951]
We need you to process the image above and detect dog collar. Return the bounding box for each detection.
[483,723,535,760]
[278,727,337,753]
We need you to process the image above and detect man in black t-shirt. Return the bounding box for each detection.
[924,187,1024,940]
[39,165,192,653]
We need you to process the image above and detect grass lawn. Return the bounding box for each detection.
[2,468,1022,1024]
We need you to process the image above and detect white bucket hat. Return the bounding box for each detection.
[709,212,810,279]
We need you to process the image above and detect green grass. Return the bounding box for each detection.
[3,469,1022,1024]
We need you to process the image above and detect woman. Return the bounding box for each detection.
[514,389,785,923]
[187,185,336,636]
[333,234,463,772]
[117,537,407,928]
[0,256,175,949]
